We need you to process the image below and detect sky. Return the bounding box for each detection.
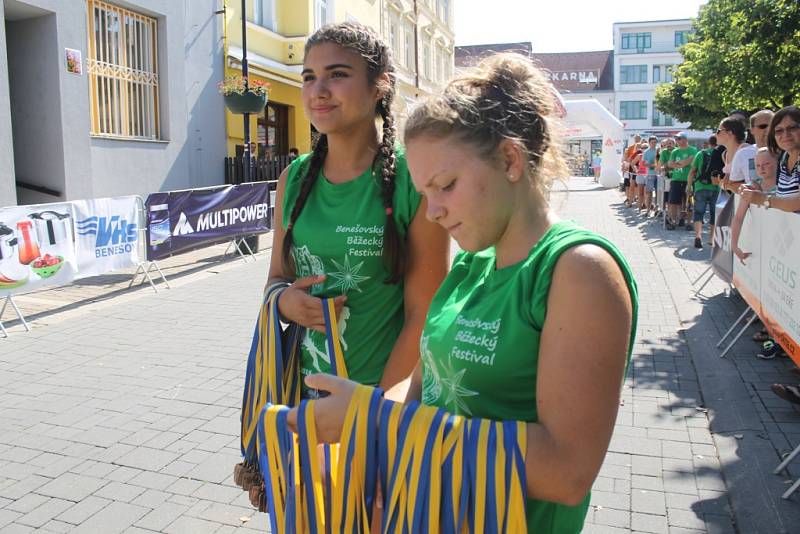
[455,0,708,52]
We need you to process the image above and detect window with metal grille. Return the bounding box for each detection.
[87,0,159,139]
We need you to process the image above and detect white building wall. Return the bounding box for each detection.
[613,19,693,138]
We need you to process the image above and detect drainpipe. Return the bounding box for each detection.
[413,0,419,93]
[240,0,251,182]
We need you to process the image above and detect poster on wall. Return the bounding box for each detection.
[65,48,82,75]
[73,196,140,278]
[0,203,78,297]
[759,208,800,363]
[145,182,271,261]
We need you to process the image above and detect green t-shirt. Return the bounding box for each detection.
[659,148,674,178]
[690,149,720,192]
[669,146,699,182]
[282,147,421,386]
[420,221,638,534]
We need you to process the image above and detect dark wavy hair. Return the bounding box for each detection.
[282,22,405,284]
[720,116,747,143]
[767,105,800,156]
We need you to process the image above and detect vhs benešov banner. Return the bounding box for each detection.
[73,196,140,278]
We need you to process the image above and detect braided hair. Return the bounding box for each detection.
[281,22,405,284]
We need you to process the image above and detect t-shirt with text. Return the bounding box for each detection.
[282,147,420,386]
[421,221,638,534]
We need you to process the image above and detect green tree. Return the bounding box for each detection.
[654,0,800,129]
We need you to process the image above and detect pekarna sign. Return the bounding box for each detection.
[545,70,599,84]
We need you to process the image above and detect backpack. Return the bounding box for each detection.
[698,146,725,185]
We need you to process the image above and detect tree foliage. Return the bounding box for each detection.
[654,0,800,129]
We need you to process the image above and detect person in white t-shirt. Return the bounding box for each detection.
[717,117,755,190]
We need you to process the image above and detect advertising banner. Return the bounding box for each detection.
[711,192,735,284]
[145,183,270,261]
[73,196,140,278]
[0,203,78,297]
[731,197,763,315]
[759,208,800,363]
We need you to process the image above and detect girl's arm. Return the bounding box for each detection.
[730,196,751,263]
[296,244,633,507]
[522,244,632,505]
[378,198,450,390]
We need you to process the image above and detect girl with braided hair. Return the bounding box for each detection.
[267,22,448,393]
[290,53,638,533]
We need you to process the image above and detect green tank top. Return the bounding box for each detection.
[282,147,421,386]
[420,220,638,534]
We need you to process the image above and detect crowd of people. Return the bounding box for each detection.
[620,106,800,401]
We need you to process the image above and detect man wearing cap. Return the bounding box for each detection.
[667,133,699,229]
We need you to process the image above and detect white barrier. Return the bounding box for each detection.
[729,198,800,364]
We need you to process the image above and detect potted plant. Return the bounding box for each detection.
[219,75,269,114]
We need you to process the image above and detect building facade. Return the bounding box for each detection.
[382,0,454,137]
[224,0,454,158]
[612,18,692,139]
[0,0,227,207]
[455,43,614,165]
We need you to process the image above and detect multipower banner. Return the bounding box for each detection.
[145,182,271,261]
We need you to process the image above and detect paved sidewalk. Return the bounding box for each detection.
[0,177,796,533]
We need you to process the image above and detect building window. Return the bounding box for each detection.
[252,0,276,31]
[423,39,431,79]
[620,100,647,120]
[315,0,329,30]
[256,102,288,158]
[652,65,674,84]
[388,15,398,57]
[621,32,651,52]
[87,0,159,139]
[674,30,689,47]
[652,104,674,127]
[436,46,444,82]
[620,65,647,84]
[404,24,414,70]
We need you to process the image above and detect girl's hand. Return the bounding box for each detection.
[734,247,751,264]
[739,188,764,206]
[286,374,359,443]
[277,275,347,332]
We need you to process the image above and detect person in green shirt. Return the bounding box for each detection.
[267,22,449,393]
[657,137,675,215]
[686,135,723,248]
[292,53,638,534]
[666,133,699,229]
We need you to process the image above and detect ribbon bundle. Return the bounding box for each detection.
[237,295,529,532]
[235,293,346,510]
[259,384,529,534]
[234,283,303,505]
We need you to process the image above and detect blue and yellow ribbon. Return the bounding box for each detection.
[243,298,529,533]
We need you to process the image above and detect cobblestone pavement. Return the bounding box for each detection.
[0,177,797,533]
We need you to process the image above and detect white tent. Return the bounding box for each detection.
[561,99,625,188]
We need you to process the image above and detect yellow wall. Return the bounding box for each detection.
[224,66,311,155]
[223,0,312,156]
[223,0,387,157]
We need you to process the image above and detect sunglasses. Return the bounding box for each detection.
[752,123,770,130]
[774,124,800,137]
[716,128,728,134]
